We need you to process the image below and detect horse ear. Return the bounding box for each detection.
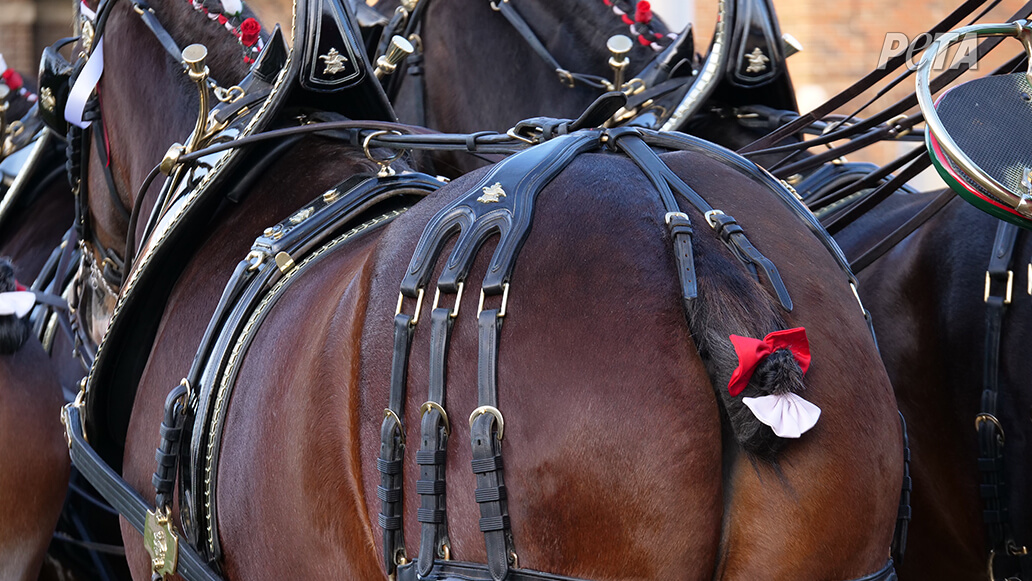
[291,0,395,121]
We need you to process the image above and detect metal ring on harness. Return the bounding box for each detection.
[432,282,464,318]
[384,409,405,445]
[420,401,451,436]
[469,406,505,441]
[363,130,404,176]
[975,413,1005,444]
[477,282,510,318]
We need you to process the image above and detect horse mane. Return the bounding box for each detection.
[0,258,30,354]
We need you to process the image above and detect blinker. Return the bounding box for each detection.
[38,37,80,136]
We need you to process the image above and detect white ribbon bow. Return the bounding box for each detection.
[0,291,36,318]
[742,392,821,438]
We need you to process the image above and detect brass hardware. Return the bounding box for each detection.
[274,251,295,273]
[383,409,405,445]
[505,127,538,145]
[745,47,770,74]
[477,282,510,318]
[395,549,409,566]
[469,405,505,440]
[144,507,179,578]
[40,87,56,112]
[375,36,415,80]
[289,207,314,224]
[401,0,418,10]
[984,271,1014,304]
[178,378,192,407]
[509,550,519,569]
[704,209,725,228]
[212,84,245,104]
[319,47,350,76]
[490,0,508,11]
[556,68,575,88]
[432,282,465,318]
[1009,541,1029,556]
[664,211,688,225]
[420,401,451,436]
[245,251,264,271]
[159,143,185,175]
[395,288,425,325]
[323,189,339,203]
[440,543,451,561]
[975,413,1005,444]
[477,182,507,204]
[782,32,803,58]
[263,224,285,240]
[181,44,212,154]
[888,114,912,138]
[607,35,633,91]
[81,18,95,54]
[362,130,404,177]
[780,179,801,200]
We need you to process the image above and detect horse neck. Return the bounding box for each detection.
[89,0,252,254]
[418,0,659,132]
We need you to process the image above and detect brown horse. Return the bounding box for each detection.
[0,258,70,581]
[57,0,905,579]
[836,191,1032,581]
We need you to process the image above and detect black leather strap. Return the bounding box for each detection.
[980,220,1027,579]
[417,307,453,576]
[62,404,222,581]
[152,381,188,510]
[892,411,912,566]
[379,312,414,574]
[849,189,954,273]
[472,309,515,581]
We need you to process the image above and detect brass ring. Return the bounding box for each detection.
[469,405,505,440]
[432,282,464,318]
[975,413,1005,443]
[383,408,405,445]
[420,401,451,436]
[362,130,404,169]
[395,288,425,325]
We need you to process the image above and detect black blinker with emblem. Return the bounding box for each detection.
[37,37,80,136]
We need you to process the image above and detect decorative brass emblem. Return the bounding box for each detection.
[477,182,506,204]
[289,206,314,224]
[40,87,56,112]
[319,48,349,76]
[144,509,179,578]
[81,19,95,54]
[263,224,285,240]
[745,47,770,74]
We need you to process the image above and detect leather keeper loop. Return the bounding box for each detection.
[379,514,402,530]
[378,458,403,474]
[475,486,507,503]
[479,515,511,532]
[472,456,504,474]
[416,479,447,495]
[377,486,403,502]
[418,508,447,524]
[416,450,447,465]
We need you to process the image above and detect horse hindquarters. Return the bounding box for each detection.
[0,339,70,581]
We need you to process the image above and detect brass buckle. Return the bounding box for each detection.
[469,405,505,440]
[984,270,1014,304]
[506,126,539,145]
[383,409,405,445]
[704,209,725,229]
[395,288,425,325]
[477,282,510,318]
[975,413,1005,444]
[420,401,451,436]
[432,282,464,318]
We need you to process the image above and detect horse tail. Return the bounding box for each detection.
[0,258,31,354]
[682,242,805,460]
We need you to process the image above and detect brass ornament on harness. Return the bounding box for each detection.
[975,413,1006,444]
[363,130,404,176]
[144,506,180,579]
[420,401,452,436]
[375,35,415,80]
[469,406,505,441]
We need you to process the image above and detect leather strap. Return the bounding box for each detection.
[848,189,955,273]
[62,404,222,581]
[379,313,414,574]
[417,307,453,576]
[472,309,515,581]
[892,411,912,565]
[979,220,1029,579]
[824,151,932,236]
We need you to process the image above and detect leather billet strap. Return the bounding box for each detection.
[980,220,1029,578]
[892,411,912,566]
[379,313,413,574]
[417,307,454,575]
[611,129,790,310]
[473,309,515,581]
[61,403,223,581]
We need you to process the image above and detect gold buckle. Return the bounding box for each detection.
[975,413,1005,444]
[395,288,425,325]
[431,282,464,318]
[704,209,725,229]
[477,283,510,318]
[383,409,405,445]
[420,401,451,436]
[469,405,505,440]
[984,271,1014,304]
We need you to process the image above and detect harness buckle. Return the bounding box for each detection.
[420,401,451,436]
[432,282,464,318]
[469,405,505,440]
[975,413,1005,444]
[396,288,425,325]
[704,209,725,229]
[983,270,1013,304]
[477,282,510,318]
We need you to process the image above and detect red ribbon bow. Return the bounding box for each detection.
[727,327,810,396]
[15,281,27,292]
